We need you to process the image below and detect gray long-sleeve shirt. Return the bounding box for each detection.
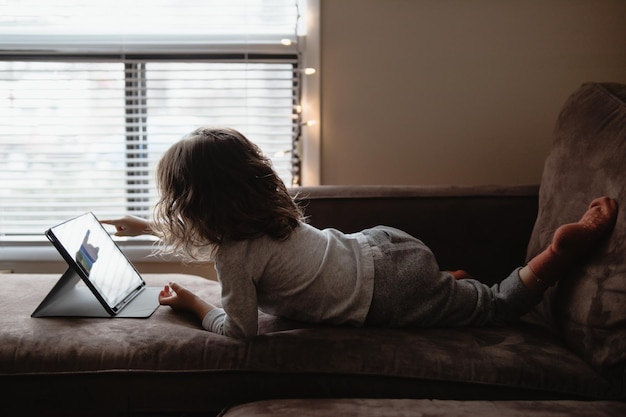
[202,222,375,339]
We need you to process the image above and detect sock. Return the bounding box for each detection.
[528,196,618,286]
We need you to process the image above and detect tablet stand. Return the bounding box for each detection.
[32,267,161,318]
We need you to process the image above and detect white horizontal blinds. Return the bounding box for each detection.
[142,60,297,181]
[0,0,302,237]
[0,57,299,236]
[0,61,129,235]
[0,0,300,53]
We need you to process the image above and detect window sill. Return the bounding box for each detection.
[0,237,172,263]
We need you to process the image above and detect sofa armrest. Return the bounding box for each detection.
[291,185,539,285]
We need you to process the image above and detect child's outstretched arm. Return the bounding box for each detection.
[100,215,156,237]
[159,282,216,321]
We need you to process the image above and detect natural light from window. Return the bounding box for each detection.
[0,0,304,238]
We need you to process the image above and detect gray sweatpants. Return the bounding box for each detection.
[362,226,542,327]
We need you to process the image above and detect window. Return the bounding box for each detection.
[0,0,305,237]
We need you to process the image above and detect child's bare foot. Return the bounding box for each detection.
[527,196,618,288]
[551,197,618,255]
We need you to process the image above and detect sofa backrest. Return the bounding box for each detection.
[292,185,538,286]
[523,82,626,381]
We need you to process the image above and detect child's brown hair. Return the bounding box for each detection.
[153,126,304,259]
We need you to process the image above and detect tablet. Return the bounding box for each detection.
[44,212,151,316]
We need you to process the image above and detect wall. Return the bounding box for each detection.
[318,0,626,185]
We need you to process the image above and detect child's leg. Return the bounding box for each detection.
[521,196,618,291]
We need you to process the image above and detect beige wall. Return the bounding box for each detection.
[317,0,626,186]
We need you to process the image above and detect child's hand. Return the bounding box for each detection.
[100,215,153,237]
[159,283,185,310]
[159,282,215,319]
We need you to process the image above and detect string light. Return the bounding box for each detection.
[289,0,315,187]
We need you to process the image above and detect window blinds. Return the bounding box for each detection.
[0,1,302,237]
[0,0,301,54]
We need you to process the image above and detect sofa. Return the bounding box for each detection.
[1,81,625,417]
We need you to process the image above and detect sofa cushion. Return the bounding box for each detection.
[218,398,626,417]
[0,273,619,415]
[523,82,626,377]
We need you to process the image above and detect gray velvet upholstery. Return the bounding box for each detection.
[219,399,626,417]
[523,82,626,379]
[0,271,618,414]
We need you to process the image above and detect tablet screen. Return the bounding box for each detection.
[46,212,145,312]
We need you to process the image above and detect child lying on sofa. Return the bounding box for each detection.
[101,127,618,339]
